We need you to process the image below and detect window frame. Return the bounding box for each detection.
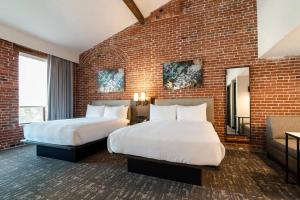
[18,52,48,124]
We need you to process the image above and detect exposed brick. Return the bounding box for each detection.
[0,40,78,150]
[0,0,299,150]
[75,0,300,149]
[0,40,22,149]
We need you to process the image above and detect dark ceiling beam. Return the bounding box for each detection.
[123,0,145,24]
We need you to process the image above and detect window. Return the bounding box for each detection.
[19,53,47,123]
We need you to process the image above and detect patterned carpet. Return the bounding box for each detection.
[0,145,299,200]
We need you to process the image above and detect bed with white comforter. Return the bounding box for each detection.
[108,120,225,166]
[24,117,129,146]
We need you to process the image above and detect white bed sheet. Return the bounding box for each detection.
[108,121,225,166]
[24,118,129,146]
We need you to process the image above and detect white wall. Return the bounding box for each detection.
[236,76,250,118]
[257,0,300,58]
[262,25,300,58]
[0,23,79,63]
[226,67,249,86]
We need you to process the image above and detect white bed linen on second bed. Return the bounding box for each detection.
[24,118,129,146]
[108,121,225,166]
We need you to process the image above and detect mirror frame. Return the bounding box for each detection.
[225,66,251,141]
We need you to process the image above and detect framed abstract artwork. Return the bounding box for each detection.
[97,68,124,93]
[163,59,203,90]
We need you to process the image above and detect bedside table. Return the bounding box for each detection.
[130,116,148,125]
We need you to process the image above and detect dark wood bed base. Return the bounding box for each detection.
[119,154,203,185]
[24,138,107,162]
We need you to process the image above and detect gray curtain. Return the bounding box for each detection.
[47,55,74,120]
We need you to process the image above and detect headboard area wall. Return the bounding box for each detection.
[75,0,300,149]
[154,98,214,124]
[91,100,132,121]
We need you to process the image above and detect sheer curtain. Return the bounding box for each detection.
[47,55,74,120]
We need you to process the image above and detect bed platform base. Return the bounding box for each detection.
[127,156,202,185]
[34,138,107,162]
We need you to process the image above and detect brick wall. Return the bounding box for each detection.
[0,39,48,149]
[0,36,82,149]
[250,59,300,148]
[75,0,300,149]
[0,40,22,149]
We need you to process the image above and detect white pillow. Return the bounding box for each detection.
[177,103,207,122]
[121,106,129,119]
[86,105,105,118]
[150,104,177,122]
[104,105,128,119]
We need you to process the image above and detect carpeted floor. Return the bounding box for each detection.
[0,145,299,200]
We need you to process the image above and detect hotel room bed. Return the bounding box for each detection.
[108,120,225,166]
[25,118,129,146]
[23,100,131,162]
[108,98,225,185]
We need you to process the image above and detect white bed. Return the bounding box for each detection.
[108,120,225,166]
[23,100,131,162]
[107,98,224,185]
[24,117,129,146]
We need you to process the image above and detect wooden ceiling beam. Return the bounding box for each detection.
[123,0,145,24]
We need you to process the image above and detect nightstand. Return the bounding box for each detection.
[130,116,148,125]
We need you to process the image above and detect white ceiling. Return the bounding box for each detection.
[262,25,300,58]
[257,0,300,58]
[0,0,170,62]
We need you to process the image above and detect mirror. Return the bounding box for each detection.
[226,67,250,136]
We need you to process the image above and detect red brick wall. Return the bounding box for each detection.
[250,59,300,148]
[0,40,22,149]
[0,40,48,149]
[0,38,80,150]
[75,0,300,149]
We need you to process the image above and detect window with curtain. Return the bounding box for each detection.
[19,53,47,123]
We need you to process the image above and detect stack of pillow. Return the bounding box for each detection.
[86,105,128,120]
[150,103,207,122]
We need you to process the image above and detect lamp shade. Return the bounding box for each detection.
[140,92,146,101]
[133,93,139,101]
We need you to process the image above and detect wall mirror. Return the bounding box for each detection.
[226,67,250,137]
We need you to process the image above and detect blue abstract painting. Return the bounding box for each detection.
[97,68,124,93]
[163,60,203,90]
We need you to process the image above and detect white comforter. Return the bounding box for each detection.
[108,121,225,166]
[24,118,129,146]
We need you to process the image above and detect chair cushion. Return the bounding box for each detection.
[267,116,300,139]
